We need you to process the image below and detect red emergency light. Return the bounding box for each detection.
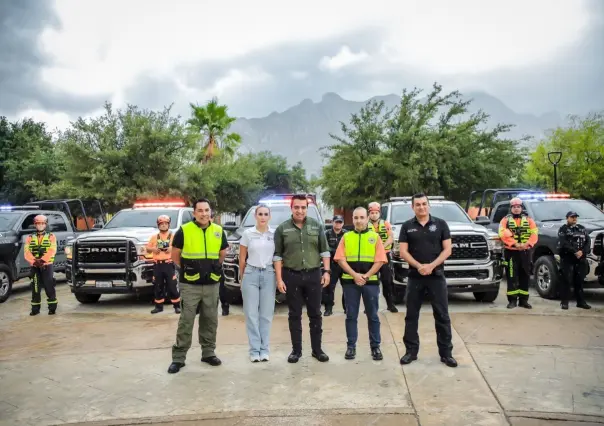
[132,199,187,208]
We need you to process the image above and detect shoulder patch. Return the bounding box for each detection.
[367,236,377,244]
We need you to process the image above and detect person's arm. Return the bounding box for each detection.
[526,218,539,248]
[582,227,591,256]
[319,224,331,269]
[238,231,250,280]
[384,221,394,249]
[273,225,285,292]
[364,237,387,279]
[398,224,423,270]
[146,235,159,254]
[498,217,517,248]
[170,228,184,267]
[219,231,228,265]
[24,235,35,266]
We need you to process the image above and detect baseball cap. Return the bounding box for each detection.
[333,215,344,222]
[566,211,579,218]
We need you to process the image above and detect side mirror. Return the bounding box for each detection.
[224,221,236,226]
[222,224,238,232]
[93,223,104,229]
[474,216,491,225]
[18,229,32,237]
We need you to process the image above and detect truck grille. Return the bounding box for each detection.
[594,233,603,257]
[75,240,137,265]
[450,235,489,260]
[445,269,489,280]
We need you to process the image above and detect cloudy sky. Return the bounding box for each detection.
[1,0,602,131]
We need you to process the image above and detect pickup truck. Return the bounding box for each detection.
[381,196,504,304]
[222,194,325,303]
[467,189,604,299]
[65,201,194,304]
[0,206,76,303]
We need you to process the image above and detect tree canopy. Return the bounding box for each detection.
[319,83,528,209]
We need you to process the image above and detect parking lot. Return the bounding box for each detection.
[1,278,603,426]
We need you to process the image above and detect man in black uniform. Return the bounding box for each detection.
[322,215,347,315]
[557,211,591,310]
[398,193,457,368]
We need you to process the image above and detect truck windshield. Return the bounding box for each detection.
[531,200,604,221]
[242,204,321,228]
[104,210,180,229]
[0,212,20,232]
[391,203,472,224]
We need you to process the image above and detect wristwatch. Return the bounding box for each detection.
[323,269,331,274]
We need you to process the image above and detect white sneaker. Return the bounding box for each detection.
[260,354,269,362]
[250,354,260,363]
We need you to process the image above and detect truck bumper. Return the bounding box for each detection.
[66,260,155,293]
[223,259,240,290]
[392,258,503,292]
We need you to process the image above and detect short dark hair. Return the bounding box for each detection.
[193,198,212,210]
[290,194,309,208]
[411,193,428,206]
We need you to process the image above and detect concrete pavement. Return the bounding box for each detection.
[0,279,603,426]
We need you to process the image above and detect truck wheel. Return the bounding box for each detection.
[474,286,499,303]
[393,285,407,304]
[533,256,560,299]
[74,293,101,304]
[0,264,13,303]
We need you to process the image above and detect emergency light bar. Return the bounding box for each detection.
[132,200,187,208]
[0,204,40,211]
[390,196,446,201]
[517,192,570,200]
[258,194,316,204]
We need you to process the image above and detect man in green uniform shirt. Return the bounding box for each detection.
[167,198,229,374]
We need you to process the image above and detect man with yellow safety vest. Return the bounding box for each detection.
[498,197,539,309]
[368,202,398,312]
[334,207,387,361]
[167,198,229,374]
[24,214,58,315]
[147,214,181,314]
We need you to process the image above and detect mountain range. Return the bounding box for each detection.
[231,92,565,176]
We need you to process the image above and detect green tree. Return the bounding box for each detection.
[44,103,194,212]
[0,117,60,204]
[320,83,527,209]
[244,151,309,194]
[524,112,604,203]
[187,97,242,162]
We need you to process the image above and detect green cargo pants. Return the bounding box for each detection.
[172,282,219,363]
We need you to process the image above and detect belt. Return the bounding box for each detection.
[154,260,173,264]
[284,267,320,274]
[246,264,273,270]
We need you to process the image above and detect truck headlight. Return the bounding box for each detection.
[65,245,72,260]
[136,243,154,259]
[228,242,240,256]
[487,236,503,252]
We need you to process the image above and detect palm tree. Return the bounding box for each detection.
[187,97,242,162]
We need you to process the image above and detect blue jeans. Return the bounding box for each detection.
[342,283,381,349]
[241,265,276,357]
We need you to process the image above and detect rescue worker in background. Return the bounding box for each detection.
[24,215,58,316]
[168,198,229,374]
[212,210,230,316]
[557,211,591,310]
[334,207,387,361]
[498,197,538,309]
[322,215,347,316]
[146,215,181,314]
[368,202,398,312]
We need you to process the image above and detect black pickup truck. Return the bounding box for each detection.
[467,189,604,299]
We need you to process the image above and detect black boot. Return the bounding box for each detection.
[577,302,592,309]
[507,300,517,309]
[151,304,163,314]
[387,303,399,313]
[324,306,333,316]
[519,300,532,309]
[174,304,181,314]
[48,308,56,315]
[30,309,40,316]
[222,303,229,316]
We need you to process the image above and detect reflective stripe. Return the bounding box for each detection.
[28,233,56,262]
[370,220,391,250]
[210,273,221,281]
[47,299,58,304]
[505,215,534,244]
[184,273,200,281]
[342,273,378,281]
[345,255,375,262]
[181,252,220,257]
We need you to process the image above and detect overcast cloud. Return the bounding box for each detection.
[1,0,602,129]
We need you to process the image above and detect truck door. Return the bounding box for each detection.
[491,204,510,233]
[47,213,73,271]
[15,213,37,278]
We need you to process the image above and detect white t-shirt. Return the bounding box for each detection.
[239,226,275,268]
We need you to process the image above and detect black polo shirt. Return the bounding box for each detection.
[398,215,451,278]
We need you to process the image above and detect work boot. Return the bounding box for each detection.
[288,351,302,363]
[324,306,333,316]
[312,350,329,362]
[48,309,56,315]
[30,309,40,316]
[167,362,185,374]
[506,300,517,309]
[151,305,163,314]
[387,304,399,313]
[441,356,458,368]
[519,301,532,309]
[577,302,592,309]
[201,356,222,366]
[560,302,569,310]
[399,353,418,365]
[221,303,229,316]
[173,304,181,314]
[371,347,383,361]
[345,347,356,360]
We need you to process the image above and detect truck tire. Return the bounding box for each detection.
[0,264,14,303]
[473,285,499,303]
[533,255,560,299]
[74,292,101,304]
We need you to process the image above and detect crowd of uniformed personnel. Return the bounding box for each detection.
[25,195,593,372]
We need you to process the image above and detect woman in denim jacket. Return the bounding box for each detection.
[239,205,277,362]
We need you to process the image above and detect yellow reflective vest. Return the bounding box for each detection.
[341,229,380,282]
[181,222,223,284]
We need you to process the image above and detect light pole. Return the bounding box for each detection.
[547,151,563,193]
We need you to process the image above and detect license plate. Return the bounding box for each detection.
[95,281,113,288]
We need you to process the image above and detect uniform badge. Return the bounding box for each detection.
[214,232,221,239]
[429,224,437,232]
[368,237,376,244]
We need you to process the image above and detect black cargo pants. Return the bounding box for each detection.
[153,261,180,308]
[559,256,588,305]
[31,264,57,314]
